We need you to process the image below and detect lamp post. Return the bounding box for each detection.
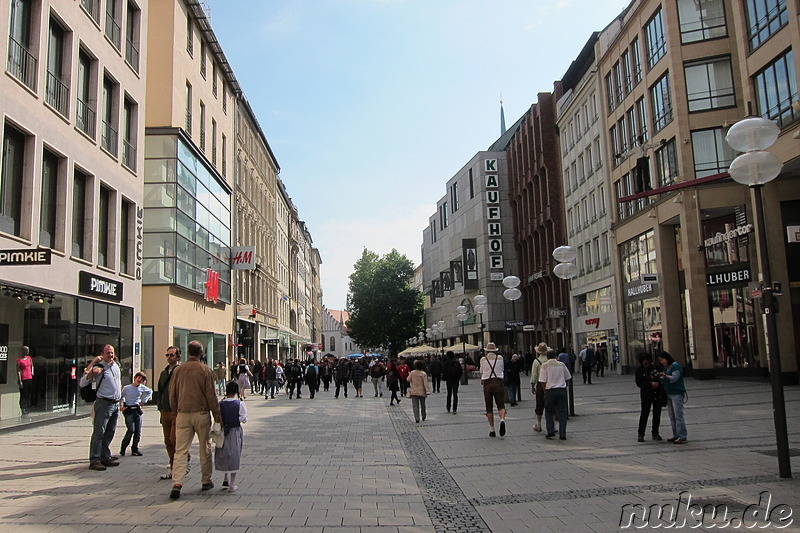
[726,116,790,479]
[474,294,487,355]
[456,305,468,356]
[502,275,521,354]
[437,319,446,357]
[553,245,578,416]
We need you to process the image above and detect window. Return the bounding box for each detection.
[120,199,133,275]
[439,202,448,229]
[753,50,798,129]
[631,38,642,84]
[72,170,88,258]
[565,167,571,194]
[636,98,649,144]
[1,124,27,236]
[586,241,593,271]
[677,0,727,43]
[122,97,137,170]
[567,208,574,234]
[605,73,615,112]
[81,0,101,22]
[105,0,121,49]
[593,237,601,269]
[450,182,459,212]
[621,51,632,94]
[222,82,227,114]
[586,146,593,175]
[655,139,679,186]
[200,40,207,78]
[212,62,218,96]
[125,1,140,71]
[589,191,597,220]
[76,50,96,138]
[613,62,624,103]
[469,168,474,198]
[211,119,217,166]
[598,184,606,214]
[610,125,620,165]
[101,76,118,156]
[685,58,735,112]
[8,0,37,90]
[98,185,111,267]
[650,74,673,133]
[618,115,628,155]
[626,107,638,148]
[221,134,227,177]
[185,82,192,135]
[744,0,787,51]
[645,8,667,68]
[186,12,193,55]
[199,101,206,151]
[575,201,582,229]
[40,150,60,248]
[691,128,736,178]
[582,198,589,228]
[46,18,69,116]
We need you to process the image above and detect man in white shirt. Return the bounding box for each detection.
[539,348,572,440]
[479,342,507,438]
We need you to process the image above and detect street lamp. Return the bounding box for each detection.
[437,319,446,356]
[503,275,521,354]
[553,245,578,416]
[726,116,790,479]
[474,294,487,355]
[456,305,468,357]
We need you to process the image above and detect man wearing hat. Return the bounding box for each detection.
[529,343,549,432]
[479,342,507,437]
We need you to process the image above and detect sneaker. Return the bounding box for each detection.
[673,438,687,445]
[228,485,238,493]
[499,420,506,437]
[667,437,678,443]
[169,485,182,500]
[222,480,229,487]
[89,462,107,471]
[652,434,663,441]
[638,435,645,442]
[101,460,119,467]
[489,431,496,437]
[202,482,214,490]
[452,410,456,414]
[160,471,172,480]
[131,451,143,456]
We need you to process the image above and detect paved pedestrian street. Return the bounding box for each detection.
[0,374,798,533]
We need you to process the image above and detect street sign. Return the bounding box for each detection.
[641,273,659,283]
[504,320,524,328]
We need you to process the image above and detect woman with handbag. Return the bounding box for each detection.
[407,360,430,422]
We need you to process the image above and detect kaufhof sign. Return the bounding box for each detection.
[485,159,504,271]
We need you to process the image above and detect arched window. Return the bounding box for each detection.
[330,336,336,351]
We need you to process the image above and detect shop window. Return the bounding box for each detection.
[710,288,760,369]
[702,206,750,267]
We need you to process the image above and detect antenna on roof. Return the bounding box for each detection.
[500,95,507,136]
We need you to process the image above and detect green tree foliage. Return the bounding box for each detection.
[346,248,423,355]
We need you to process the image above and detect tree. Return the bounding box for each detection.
[346,248,423,355]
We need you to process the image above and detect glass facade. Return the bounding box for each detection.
[143,134,231,303]
[0,284,133,429]
[620,230,662,359]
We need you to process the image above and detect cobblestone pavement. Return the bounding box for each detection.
[0,372,798,532]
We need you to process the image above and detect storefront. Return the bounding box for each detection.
[573,285,618,370]
[0,281,134,429]
[619,230,663,364]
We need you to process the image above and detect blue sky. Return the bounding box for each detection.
[204,0,630,310]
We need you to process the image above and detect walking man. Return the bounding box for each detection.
[479,342,507,437]
[157,346,185,480]
[540,348,572,440]
[443,351,463,414]
[168,341,222,500]
[334,358,350,399]
[82,344,122,471]
[580,344,595,384]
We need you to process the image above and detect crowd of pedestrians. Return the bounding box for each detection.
[78,340,689,501]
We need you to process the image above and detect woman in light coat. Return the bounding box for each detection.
[407,360,430,423]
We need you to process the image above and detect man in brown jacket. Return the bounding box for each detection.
[168,341,222,500]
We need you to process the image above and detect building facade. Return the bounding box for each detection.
[321,308,362,358]
[141,0,237,376]
[506,92,571,351]
[598,0,798,378]
[556,34,620,364]
[0,0,147,426]
[234,95,279,363]
[421,148,520,355]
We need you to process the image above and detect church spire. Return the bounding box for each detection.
[500,95,507,136]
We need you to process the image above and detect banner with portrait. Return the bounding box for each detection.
[462,239,478,290]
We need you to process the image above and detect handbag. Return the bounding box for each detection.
[210,422,225,449]
[405,390,412,398]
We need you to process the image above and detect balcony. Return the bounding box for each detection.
[122,139,136,170]
[101,121,118,156]
[7,37,37,91]
[45,70,69,116]
[76,98,96,138]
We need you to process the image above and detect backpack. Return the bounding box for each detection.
[79,365,106,402]
[306,365,317,380]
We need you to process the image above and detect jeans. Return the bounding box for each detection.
[666,393,687,440]
[445,378,460,412]
[89,398,119,464]
[266,379,278,398]
[411,395,427,422]
[216,378,226,395]
[372,378,384,396]
[120,407,142,453]
[544,388,568,437]
[506,383,518,404]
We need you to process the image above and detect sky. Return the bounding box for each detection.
[204,0,630,310]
